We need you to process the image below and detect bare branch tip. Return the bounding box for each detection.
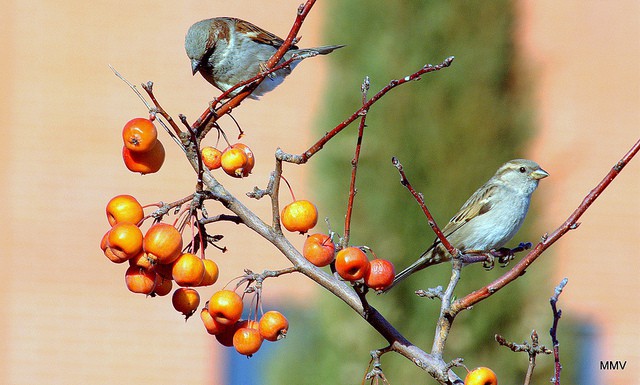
[553,278,569,299]
[361,76,371,93]
[391,156,402,170]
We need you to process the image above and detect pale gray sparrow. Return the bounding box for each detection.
[185,17,344,99]
[389,159,548,290]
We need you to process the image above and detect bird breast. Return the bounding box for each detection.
[460,192,531,251]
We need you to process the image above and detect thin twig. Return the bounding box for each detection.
[271,158,284,232]
[299,58,455,163]
[140,81,183,139]
[391,156,457,256]
[343,76,370,247]
[275,57,455,165]
[363,346,393,385]
[110,66,184,150]
[180,114,205,191]
[109,65,153,110]
[415,286,444,300]
[198,214,243,225]
[195,55,303,140]
[495,331,551,385]
[213,55,302,108]
[237,266,300,296]
[143,194,196,224]
[550,278,568,384]
[431,257,463,357]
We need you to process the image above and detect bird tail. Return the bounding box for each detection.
[286,45,346,60]
[381,244,446,293]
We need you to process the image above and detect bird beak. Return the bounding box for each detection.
[191,60,200,75]
[531,168,549,180]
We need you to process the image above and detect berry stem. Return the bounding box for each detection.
[279,174,296,202]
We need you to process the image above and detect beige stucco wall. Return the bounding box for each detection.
[0,1,329,383]
[521,1,639,384]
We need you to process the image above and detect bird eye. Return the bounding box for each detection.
[519,166,526,173]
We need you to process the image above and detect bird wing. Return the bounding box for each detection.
[231,18,297,49]
[438,183,496,242]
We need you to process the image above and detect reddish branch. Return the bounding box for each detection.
[214,56,303,106]
[450,138,640,313]
[141,82,183,139]
[300,57,454,162]
[110,66,185,150]
[391,156,457,255]
[343,77,370,247]
[275,56,455,165]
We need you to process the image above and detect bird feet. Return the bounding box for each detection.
[462,242,533,270]
[258,62,278,79]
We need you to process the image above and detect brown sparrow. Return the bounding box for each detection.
[185,17,344,99]
[387,159,549,290]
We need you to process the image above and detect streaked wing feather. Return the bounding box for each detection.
[440,184,496,239]
[231,18,294,49]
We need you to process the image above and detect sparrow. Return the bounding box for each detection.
[185,17,345,99]
[387,159,549,291]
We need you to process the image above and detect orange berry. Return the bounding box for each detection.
[303,233,335,267]
[143,223,183,265]
[199,259,219,286]
[364,259,395,291]
[200,307,229,335]
[106,223,143,263]
[122,140,165,175]
[335,247,370,281]
[152,276,172,297]
[215,322,238,347]
[125,266,156,295]
[101,230,127,264]
[172,253,205,287]
[128,251,155,270]
[152,262,174,280]
[233,327,263,356]
[230,143,255,175]
[106,194,144,226]
[464,367,498,385]
[259,311,289,341]
[201,146,222,170]
[220,147,248,177]
[122,118,158,153]
[208,290,243,326]
[281,200,318,234]
[172,288,200,319]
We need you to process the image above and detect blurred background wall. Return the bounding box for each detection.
[0,1,637,384]
[0,1,329,383]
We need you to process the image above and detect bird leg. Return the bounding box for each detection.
[459,250,496,269]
